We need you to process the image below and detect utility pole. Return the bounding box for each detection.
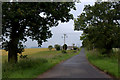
[62,34,68,45]
[62,34,68,50]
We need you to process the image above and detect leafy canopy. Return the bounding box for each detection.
[2,2,76,53]
[63,44,67,50]
[74,2,120,51]
[54,44,61,51]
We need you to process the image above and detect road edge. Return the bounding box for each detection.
[84,51,116,79]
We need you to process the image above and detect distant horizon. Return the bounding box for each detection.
[26,44,82,49]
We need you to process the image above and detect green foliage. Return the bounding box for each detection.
[63,44,67,50]
[2,50,80,78]
[85,49,119,78]
[54,44,61,51]
[73,46,78,50]
[73,50,77,53]
[2,2,76,62]
[72,43,75,48]
[19,55,28,59]
[48,45,53,50]
[2,2,76,47]
[61,49,67,54]
[2,58,48,78]
[74,2,120,54]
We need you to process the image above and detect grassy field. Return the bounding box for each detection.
[1,48,55,63]
[85,49,119,78]
[0,48,55,56]
[2,48,81,78]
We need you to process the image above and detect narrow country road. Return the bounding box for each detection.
[37,48,111,78]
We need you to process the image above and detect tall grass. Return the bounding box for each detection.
[86,48,119,78]
[2,50,80,78]
[2,58,48,78]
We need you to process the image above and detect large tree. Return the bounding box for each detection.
[74,2,120,54]
[2,2,76,63]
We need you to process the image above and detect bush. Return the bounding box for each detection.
[61,50,67,54]
[63,44,67,50]
[20,55,28,59]
[73,50,77,53]
[110,48,120,58]
[73,46,78,50]
[97,48,112,55]
[48,45,53,50]
[54,44,61,51]
[77,48,80,50]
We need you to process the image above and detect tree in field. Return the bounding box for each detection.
[63,44,67,50]
[48,45,53,51]
[74,2,120,54]
[2,2,76,63]
[54,44,61,51]
[72,43,75,49]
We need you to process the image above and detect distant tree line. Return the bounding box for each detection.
[48,44,80,53]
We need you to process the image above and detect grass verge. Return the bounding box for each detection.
[85,49,119,78]
[2,50,80,78]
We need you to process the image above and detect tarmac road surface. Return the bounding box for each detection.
[37,48,111,79]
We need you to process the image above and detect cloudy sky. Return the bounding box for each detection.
[25,1,95,48]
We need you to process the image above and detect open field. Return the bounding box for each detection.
[0,48,55,56]
[1,48,55,63]
[85,49,119,78]
[2,48,81,78]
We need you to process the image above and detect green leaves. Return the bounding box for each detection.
[74,2,120,52]
[2,2,76,52]
[48,45,53,51]
[54,44,61,51]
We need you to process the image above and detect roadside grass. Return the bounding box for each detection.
[2,49,81,78]
[85,49,119,78]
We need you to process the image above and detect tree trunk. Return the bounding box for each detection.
[104,46,112,55]
[8,22,21,63]
[8,40,18,63]
[106,48,112,54]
